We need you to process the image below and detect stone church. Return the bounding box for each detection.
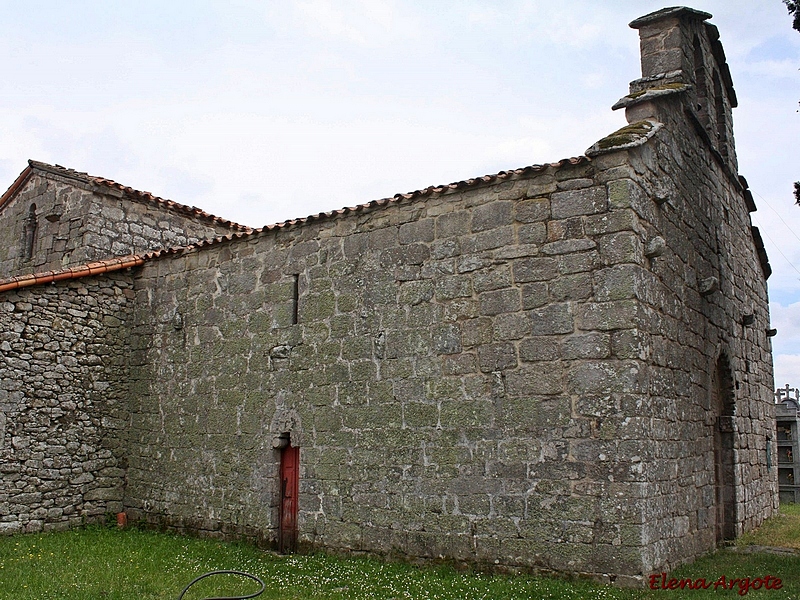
[0,7,778,584]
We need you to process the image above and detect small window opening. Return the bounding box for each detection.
[22,204,38,261]
[291,274,299,325]
[693,36,709,126]
[767,436,772,471]
[713,71,729,158]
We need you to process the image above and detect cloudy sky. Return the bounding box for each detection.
[1,1,799,392]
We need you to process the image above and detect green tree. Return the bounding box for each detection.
[788,3,800,202]
[786,0,800,31]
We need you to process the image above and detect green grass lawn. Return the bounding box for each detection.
[738,502,800,550]
[0,507,798,599]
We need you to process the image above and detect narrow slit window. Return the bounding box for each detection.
[713,71,729,157]
[291,274,299,325]
[22,204,38,261]
[693,36,709,127]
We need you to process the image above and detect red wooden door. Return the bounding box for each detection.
[279,443,299,553]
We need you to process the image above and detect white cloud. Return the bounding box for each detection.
[0,1,795,251]
[773,354,800,390]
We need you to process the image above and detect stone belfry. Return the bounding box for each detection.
[614,7,739,175]
[0,6,776,585]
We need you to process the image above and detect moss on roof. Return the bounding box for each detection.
[595,120,655,150]
[627,82,688,100]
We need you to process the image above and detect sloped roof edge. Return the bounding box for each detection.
[0,155,592,289]
[0,255,146,294]
[0,161,251,232]
[130,156,593,261]
[0,165,34,211]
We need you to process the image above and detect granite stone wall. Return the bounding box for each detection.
[0,274,133,533]
[603,8,777,571]
[0,7,777,584]
[0,167,239,279]
[124,155,662,580]
[118,9,776,581]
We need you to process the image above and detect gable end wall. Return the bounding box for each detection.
[0,172,237,279]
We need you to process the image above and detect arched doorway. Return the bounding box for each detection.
[711,354,736,544]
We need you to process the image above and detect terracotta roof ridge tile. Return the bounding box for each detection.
[24,160,251,231]
[0,255,146,293]
[253,156,589,230]
[137,156,592,260]
[7,155,592,268]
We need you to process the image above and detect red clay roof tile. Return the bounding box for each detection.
[0,155,592,289]
[0,161,251,232]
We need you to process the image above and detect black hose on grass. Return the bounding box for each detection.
[177,570,265,600]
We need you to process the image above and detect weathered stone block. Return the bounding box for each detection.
[432,323,461,355]
[472,266,511,293]
[380,244,429,267]
[479,288,521,316]
[593,264,644,301]
[561,333,611,360]
[443,353,477,375]
[529,303,573,335]
[519,336,560,362]
[461,227,514,253]
[541,239,596,255]
[436,211,471,238]
[550,187,607,219]
[513,257,558,283]
[472,201,513,232]
[399,280,434,305]
[567,360,646,395]
[547,217,584,242]
[521,282,549,310]
[435,275,472,301]
[549,274,592,302]
[515,198,550,222]
[612,329,651,360]
[493,313,530,341]
[478,343,518,372]
[461,317,493,347]
[506,364,563,397]
[584,209,640,236]
[598,232,643,265]
[559,251,598,274]
[578,300,645,331]
[399,219,435,244]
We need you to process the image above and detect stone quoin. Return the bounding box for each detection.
[0,7,777,585]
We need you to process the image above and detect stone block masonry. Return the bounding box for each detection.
[126,161,668,579]
[0,6,778,586]
[0,162,244,279]
[0,274,133,533]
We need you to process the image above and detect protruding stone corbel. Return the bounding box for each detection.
[374,331,386,359]
[654,194,670,206]
[699,277,719,296]
[644,236,666,258]
[767,328,778,337]
[268,344,292,370]
[272,433,290,449]
[270,345,291,359]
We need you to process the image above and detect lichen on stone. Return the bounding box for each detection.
[627,82,687,99]
[595,120,655,150]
